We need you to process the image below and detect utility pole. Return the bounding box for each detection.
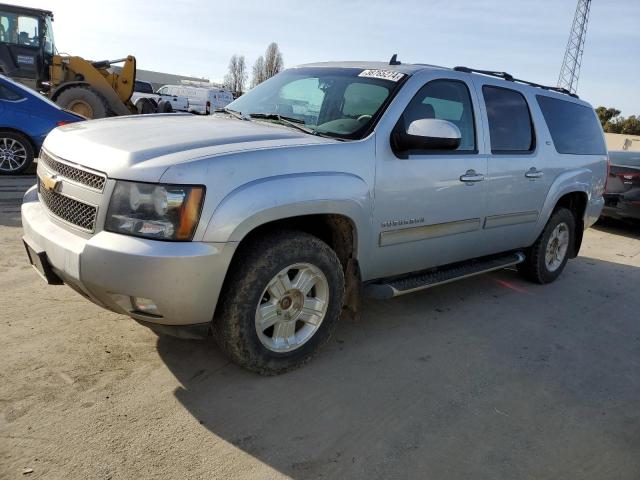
[557,0,592,94]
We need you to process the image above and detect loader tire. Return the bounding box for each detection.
[56,86,109,119]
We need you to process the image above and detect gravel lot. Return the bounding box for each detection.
[1,174,639,479]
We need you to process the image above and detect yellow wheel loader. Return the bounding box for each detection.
[0,3,136,118]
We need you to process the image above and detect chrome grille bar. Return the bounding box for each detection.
[38,179,98,232]
[39,150,107,191]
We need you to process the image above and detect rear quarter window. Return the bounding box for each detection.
[536,95,606,155]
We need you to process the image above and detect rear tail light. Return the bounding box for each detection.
[206,100,211,115]
[57,120,72,126]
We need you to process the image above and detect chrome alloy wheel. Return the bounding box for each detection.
[545,222,570,272]
[255,263,329,353]
[0,137,28,173]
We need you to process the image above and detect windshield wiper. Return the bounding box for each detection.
[215,107,249,120]
[249,113,316,135]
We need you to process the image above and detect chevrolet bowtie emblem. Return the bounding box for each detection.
[41,172,61,192]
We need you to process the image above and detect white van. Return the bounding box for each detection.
[156,85,234,115]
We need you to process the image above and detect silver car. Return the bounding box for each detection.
[21,60,608,374]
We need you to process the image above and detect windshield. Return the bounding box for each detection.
[43,15,55,54]
[226,67,405,139]
[0,10,40,47]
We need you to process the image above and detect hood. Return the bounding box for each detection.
[42,114,334,180]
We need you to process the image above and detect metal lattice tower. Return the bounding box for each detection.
[557,0,592,94]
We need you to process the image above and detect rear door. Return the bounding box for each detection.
[473,82,550,253]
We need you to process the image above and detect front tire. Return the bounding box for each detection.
[0,131,34,175]
[518,208,575,284]
[212,231,345,375]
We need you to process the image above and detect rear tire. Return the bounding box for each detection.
[0,131,34,175]
[518,208,575,284]
[136,98,157,114]
[158,100,173,113]
[56,86,109,119]
[212,231,345,375]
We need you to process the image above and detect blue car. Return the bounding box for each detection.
[0,74,83,175]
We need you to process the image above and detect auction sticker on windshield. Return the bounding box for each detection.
[358,69,405,82]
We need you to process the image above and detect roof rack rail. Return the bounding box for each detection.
[453,66,579,98]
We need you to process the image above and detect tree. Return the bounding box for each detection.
[595,106,640,136]
[263,42,284,79]
[250,42,284,88]
[619,115,640,135]
[251,56,266,88]
[223,55,247,95]
[596,106,621,126]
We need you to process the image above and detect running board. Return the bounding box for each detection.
[364,252,525,299]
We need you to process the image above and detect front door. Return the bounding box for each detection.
[0,9,45,83]
[370,78,488,279]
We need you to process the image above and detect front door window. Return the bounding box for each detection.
[401,79,477,152]
[0,11,40,47]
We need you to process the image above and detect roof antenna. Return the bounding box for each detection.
[389,54,401,65]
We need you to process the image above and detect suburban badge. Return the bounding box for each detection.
[381,217,425,228]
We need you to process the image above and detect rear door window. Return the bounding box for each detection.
[483,86,534,153]
[134,81,153,94]
[536,95,606,155]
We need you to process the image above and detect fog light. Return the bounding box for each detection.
[131,297,161,316]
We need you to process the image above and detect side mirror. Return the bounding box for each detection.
[392,118,461,153]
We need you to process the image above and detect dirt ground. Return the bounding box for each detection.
[1,174,639,480]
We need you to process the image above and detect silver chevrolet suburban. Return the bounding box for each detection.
[21,60,608,374]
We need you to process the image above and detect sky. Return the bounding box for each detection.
[20,0,640,116]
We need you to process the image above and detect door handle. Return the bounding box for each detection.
[460,169,485,183]
[525,167,544,179]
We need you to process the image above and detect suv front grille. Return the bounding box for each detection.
[38,180,97,231]
[40,150,106,191]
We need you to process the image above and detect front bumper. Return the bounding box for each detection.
[21,185,236,328]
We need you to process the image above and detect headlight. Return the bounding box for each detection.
[105,181,205,241]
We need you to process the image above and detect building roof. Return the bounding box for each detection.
[111,66,213,90]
